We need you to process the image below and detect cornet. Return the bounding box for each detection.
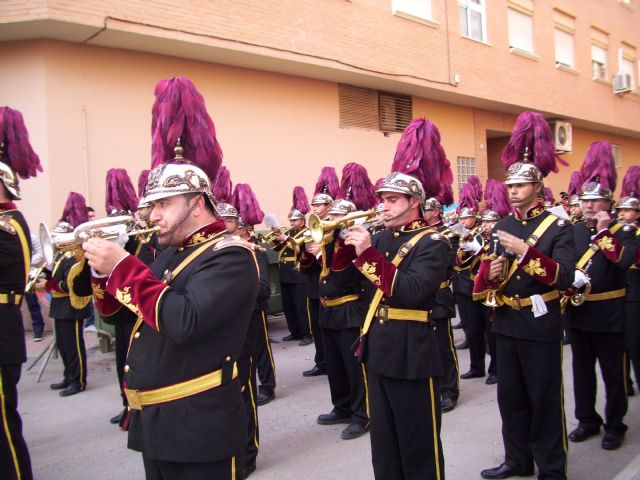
[40,215,160,265]
[308,210,377,243]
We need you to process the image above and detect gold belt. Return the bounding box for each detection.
[439,280,450,289]
[469,273,477,281]
[124,363,238,411]
[0,293,23,305]
[50,291,70,298]
[279,256,297,263]
[500,290,560,310]
[320,294,359,308]
[585,288,626,302]
[376,305,430,323]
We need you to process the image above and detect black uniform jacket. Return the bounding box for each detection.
[354,219,449,380]
[273,227,306,284]
[240,243,271,359]
[432,221,455,320]
[47,250,93,320]
[474,205,574,342]
[0,204,31,364]
[566,220,638,332]
[92,220,259,462]
[627,225,640,303]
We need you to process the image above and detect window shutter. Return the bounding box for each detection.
[379,93,412,133]
[339,85,379,130]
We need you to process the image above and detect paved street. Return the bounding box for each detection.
[18,315,640,479]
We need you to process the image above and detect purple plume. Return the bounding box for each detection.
[468,175,483,202]
[137,169,150,198]
[544,187,555,204]
[392,118,453,198]
[484,179,511,218]
[0,106,43,179]
[621,166,640,197]
[436,184,454,206]
[105,168,139,214]
[457,182,479,214]
[232,183,264,226]
[150,77,222,181]
[502,112,567,178]
[61,192,89,227]
[579,141,617,191]
[213,166,233,203]
[292,186,310,214]
[337,162,377,210]
[567,171,583,197]
[374,177,385,190]
[314,167,339,198]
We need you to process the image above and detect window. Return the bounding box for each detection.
[591,45,608,80]
[507,8,533,53]
[457,157,476,191]
[392,0,433,23]
[459,0,487,42]
[339,84,412,133]
[619,44,637,90]
[555,29,575,68]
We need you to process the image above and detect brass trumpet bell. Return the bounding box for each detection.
[308,210,377,243]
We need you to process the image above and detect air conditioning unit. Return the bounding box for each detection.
[550,120,572,153]
[613,73,632,94]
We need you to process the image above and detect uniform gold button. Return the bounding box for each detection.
[381,297,386,302]
[379,319,384,325]
[322,280,327,284]
[516,275,521,280]
[384,252,389,257]
[178,246,184,252]
[134,332,140,339]
[124,365,130,373]
[522,221,527,226]
[225,356,231,362]
[393,232,400,237]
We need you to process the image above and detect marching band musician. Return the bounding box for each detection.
[565,142,639,451]
[307,163,374,441]
[0,106,40,480]
[39,192,94,398]
[84,77,259,479]
[345,118,452,479]
[567,171,584,224]
[473,112,574,480]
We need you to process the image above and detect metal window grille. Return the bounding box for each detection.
[457,157,476,191]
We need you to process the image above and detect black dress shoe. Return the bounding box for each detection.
[486,374,498,385]
[110,407,127,424]
[341,423,369,440]
[50,379,70,390]
[282,334,301,341]
[243,462,256,479]
[480,463,533,479]
[568,424,600,442]
[602,432,624,450]
[59,385,82,397]
[317,412,351,425]
[256,390,275,406]
[451,322,463,330]
[627,384,635,397]
[298,336,313,346]
[460,370,484,380]
[455,339,470,350]
[303,365,327,377]
[441,397,457,413]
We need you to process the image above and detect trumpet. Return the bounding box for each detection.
[255,227,288,244]
[308,210,377,243]
[25,267,46,293]
[41,215,160,265]
[482,234,504,308]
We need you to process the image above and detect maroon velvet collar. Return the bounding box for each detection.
[0,201,17,212]
[429,219,444,229]
[182,220,226,247]
[400,218,430,232]
[514,201,545,220]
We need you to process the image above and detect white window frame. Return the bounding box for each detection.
[459,0,487,43]
[457,157,477,192]
[591,44,608,81]
[507,8,534,54]
[620,55,636,90]
[554,29,575,68]
[392,0,434,24]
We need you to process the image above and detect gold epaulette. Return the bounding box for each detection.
[213,234,258,253]
[0,215,16,234]
[428,231,452,250]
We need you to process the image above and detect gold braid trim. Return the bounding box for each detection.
[68,257,92,310]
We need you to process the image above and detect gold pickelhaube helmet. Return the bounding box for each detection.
[578,141,616,202]
[311,167,339,206]
[423,197,442,212]
[616,165,640,211]
[289,186,309,220]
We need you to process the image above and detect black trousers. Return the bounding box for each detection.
[496,335,567,479]
[625,302,640,387]
[457,294,496,375]
[569,328,628,435]
[322,327,369,427]
[453,291,470,339]
[255,310,276,395]
[0,365,33,480]
[143,454,240,480]
[307,298,325,368]
[55,318,87,389]
[434,317,459,401]
[238,356,259,468]
[368,371,444,480]
[280,283,309,337]
[25,293,44,337]
[115,320,135,406]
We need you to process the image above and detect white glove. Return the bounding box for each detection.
[530,294,549,318]
[572,270,589,289]
[460,238,482,254]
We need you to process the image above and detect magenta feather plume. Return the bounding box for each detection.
[502,112,567,177]
[232,183,264,226]
[337,162,377,210]
[468,175,483,202]
[212,166,233,203]
[567,171,583,197]
[484,179,511,218]
[580,141,617,191]
[292,186,310,214]
[457,182,479,214]
[0,106,43,179]
[621,166,640,197]
[314,167,339,198]
[374,177,385,190]
[544,187,555,203]
[137,170,150,198]
[105,168,139,214]
[61,192,89,227]
[392,118,453,198]
[436,184,454,206]
[150,77,222,181]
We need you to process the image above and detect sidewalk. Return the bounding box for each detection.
[18,317,640,479]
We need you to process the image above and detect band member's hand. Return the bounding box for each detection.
[274,233,287,243]
[35,278,47,292]
[83,237,129,276]
[344,225,372,256]
[488,256,507,281]
[306,241,321,255]
[496,230,528,257]
[593,211,612,232]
